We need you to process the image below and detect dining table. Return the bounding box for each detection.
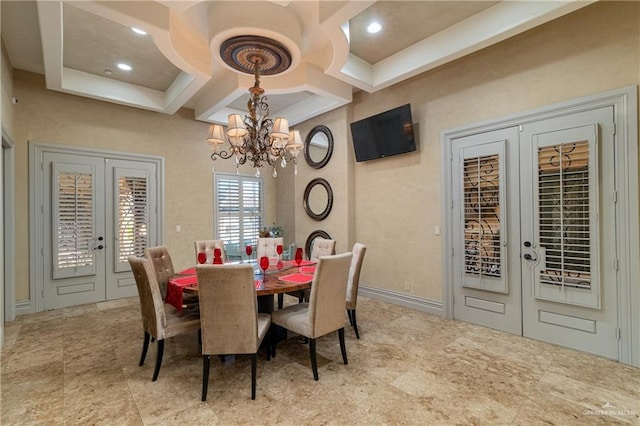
[166,259,317,313]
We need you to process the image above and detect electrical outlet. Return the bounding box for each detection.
[176,225,181,232]
[404,281,411,292]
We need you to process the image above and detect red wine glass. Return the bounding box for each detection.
[294,248,303,272]
[276,244,283,256]
[197,252,206,264]
[245,245,253,262]
[260,256,269,276]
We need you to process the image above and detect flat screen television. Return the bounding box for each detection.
[350,103,416,162]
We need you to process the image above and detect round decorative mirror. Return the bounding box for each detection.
[304,125,333,169]
[305,230,332,260]
[303,178,333,221]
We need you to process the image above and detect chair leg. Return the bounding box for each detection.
[347,309,354,326]
[139,332,150,366]
[202,355,211,401]
[251,353,257,400]
[277,293,284,309]
[309,338,319,381]
[338,328,348,365]
[152,339,164,381]
[271,327,277,358]
[351,310,360,339]
[266,326,272,361]
[198,329,202,346]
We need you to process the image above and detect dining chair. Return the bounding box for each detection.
[194,239,226,264]
[128,256,201,382]
[196,264,271,401]
[279,238,337,308]
[309,238,336,261]
[271,252,352,381]
[256,237,284,260]
[145,245,199,310]
[346,243,367,339]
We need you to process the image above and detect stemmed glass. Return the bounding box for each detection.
[245,245,253,263]
[259,256,269,276]
[294,247,303,272]
[276,244,284,270]
[197,252,206,264]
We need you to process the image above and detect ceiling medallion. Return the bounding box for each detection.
[220,35,291,76]
[206,36,301,177]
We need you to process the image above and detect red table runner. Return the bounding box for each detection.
[165,275,197,311]
[278,273,314,284]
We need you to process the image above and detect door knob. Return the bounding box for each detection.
[523,253,533,260]
[97,245,104,250]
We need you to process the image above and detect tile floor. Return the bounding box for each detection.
[2,296,639,425]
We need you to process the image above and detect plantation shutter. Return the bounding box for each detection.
[215,173,263,259]
[114,168,150,272]
[52,163,96,279]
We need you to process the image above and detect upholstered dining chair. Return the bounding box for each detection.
[128,256,201,382]
[279,238,337,308]
[196,264,271,401]
[271,252,352,381]
[309,238,336,261]
[143,245,174,300]
[194,239,226,264]
[256,237,285,260]
[144,245,199,310]
[346,243,367,339]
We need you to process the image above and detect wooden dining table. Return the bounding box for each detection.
[166,260,317,313]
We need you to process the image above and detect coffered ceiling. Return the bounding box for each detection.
[2,1,594,125]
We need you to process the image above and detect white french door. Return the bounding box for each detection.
[451,106,619,360]
[35,146,160,310]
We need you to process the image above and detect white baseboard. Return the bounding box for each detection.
[15,300,34,317]
[358,284,443,316]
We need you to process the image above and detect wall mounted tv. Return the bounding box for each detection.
[350,103,416,162]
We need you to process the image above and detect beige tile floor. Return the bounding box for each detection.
[2,296,640,425]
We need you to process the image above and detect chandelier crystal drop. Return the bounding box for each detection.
[205,36,303,176]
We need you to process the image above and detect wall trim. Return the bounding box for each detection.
[359,284,443,316]
[2,129,16,323]
[15,300,33,317]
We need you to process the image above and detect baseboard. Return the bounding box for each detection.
[359,284,443,316]
[15,300,34,317]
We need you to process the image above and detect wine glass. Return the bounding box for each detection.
[260,256,269,276]
[213,248,222,264]
[294,247,303,272]
[276,244,283,257]
[197,252,206,264]
[245,245,253,263]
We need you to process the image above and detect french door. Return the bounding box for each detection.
[34,146,161,310]
[451,106,619,359]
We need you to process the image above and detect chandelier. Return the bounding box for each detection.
[205,36,303,177]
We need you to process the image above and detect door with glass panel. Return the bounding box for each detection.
[452,107,618,359]
[452,127,522,335]
[520,107,618,359]
[42,152,158,309]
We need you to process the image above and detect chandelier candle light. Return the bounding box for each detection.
[206,36,303,177]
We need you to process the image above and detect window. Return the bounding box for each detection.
[214,173,263,259]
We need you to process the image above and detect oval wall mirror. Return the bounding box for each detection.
[303,178,333,221]
[305,230,332,260]
[304,125,333,169]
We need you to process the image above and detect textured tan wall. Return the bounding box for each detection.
[1,42,14,139]
[290,107,352,257]
[12,72,277,301]
[348,1,639,300]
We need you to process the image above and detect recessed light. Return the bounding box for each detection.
[367,21,382,34]
[117,63,132,71]
[131,27,147,35]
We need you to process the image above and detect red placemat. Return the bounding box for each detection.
[300,266,316,275]
[279,273,313,284]
[172,275,198,286]
[177,267,196,275]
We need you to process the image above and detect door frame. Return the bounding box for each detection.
[29,142,165,313]
[441,86,639,366]
[3,129,16,322]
